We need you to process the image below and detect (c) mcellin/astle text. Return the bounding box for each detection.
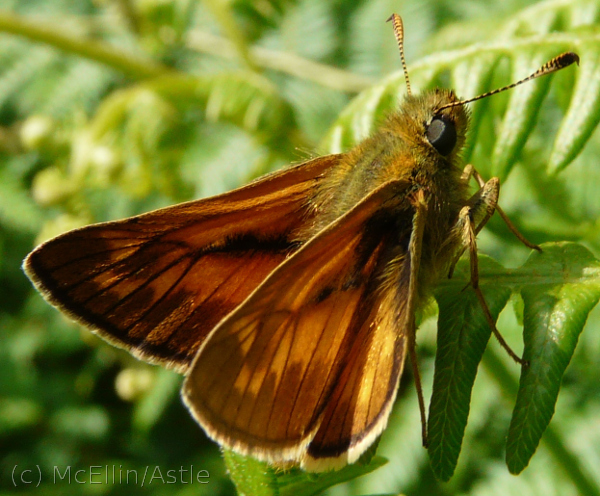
[11,464,210,487]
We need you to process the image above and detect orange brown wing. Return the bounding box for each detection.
[182,178,416,470]
[23,155,341,372]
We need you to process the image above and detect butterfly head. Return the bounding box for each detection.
[386,89,470,169]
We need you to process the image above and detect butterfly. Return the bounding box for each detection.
[22,14,578,472]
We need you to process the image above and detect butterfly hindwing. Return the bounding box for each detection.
[23,155,341,371]
[183,178,416,469]
[304,284,409,470]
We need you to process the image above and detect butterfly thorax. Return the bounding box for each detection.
[304,90,473,300]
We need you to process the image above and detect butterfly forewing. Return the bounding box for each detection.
[183,179,414,469]
[24,155,341,372]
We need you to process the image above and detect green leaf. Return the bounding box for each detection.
[223,451,278,496]
[490,51,555,178]
[448,53,496,166]
[223,450,387,496]
[429,256,511,481]
[548,44,600,173]
[506,243,600,473]
[429,243,600,482]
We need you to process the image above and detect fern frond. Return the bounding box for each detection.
[323,30,598,177]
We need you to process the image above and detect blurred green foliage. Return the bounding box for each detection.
[2,0,600,495]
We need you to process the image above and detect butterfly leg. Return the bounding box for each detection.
[452,178,527,366]
[407,188,430,447]
[462,165,541,252]
[447,176,498,279]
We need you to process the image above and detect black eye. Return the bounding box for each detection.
[426,115,456,156]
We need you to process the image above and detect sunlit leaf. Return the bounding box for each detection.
[507,243,600,473]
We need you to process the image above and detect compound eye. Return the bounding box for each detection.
[426,115,457,156]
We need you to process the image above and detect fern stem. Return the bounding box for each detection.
[0,9,374,94]
[0,9,169,79]
[483,346,600,496]
[186,30,374,93]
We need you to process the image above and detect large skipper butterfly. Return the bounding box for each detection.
[23,14,579,472]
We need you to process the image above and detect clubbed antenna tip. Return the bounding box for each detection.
[438,51,580,111]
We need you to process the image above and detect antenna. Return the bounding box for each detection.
[387,13,412,96]
[438,52,580,111]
